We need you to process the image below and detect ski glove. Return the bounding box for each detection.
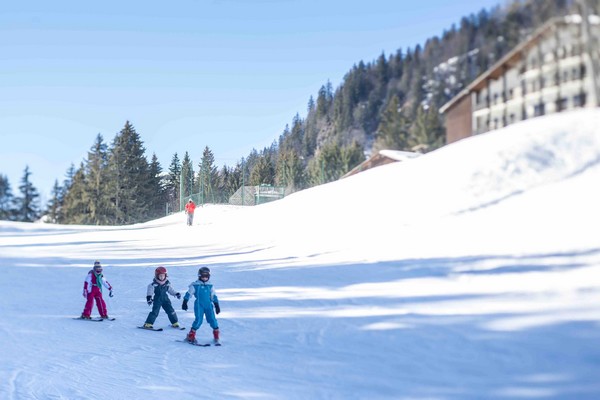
[214,302,220,314]
[109,290,114,298]
[182,299,188,311]
[176,292,181,300]
[146,296,153,305]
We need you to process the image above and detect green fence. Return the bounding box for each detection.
[173,184,286,213]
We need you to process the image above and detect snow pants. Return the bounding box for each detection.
[191,302,218,331]
[82,288,108,317]
[187,212,194,226]
[145,297,178,325]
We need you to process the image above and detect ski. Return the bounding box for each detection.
[137,326,163,331]
[102,317,116,321]
[73,317,103,322]
[172,325,186,330]
[176,339,211,347]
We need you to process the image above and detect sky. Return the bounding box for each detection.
[0,0,504,202]
[1,109,600,399]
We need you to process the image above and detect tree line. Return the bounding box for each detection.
[1,0,590,224]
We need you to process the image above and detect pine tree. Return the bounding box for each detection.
[85,134,111,225]
[307,142,344,185]
[62,164,89,224]
[58,163,76,223]
[0,174,15,221]
[198,146,218,203]
[373,95,411,152]
[181,152,194,201]
[411,104,446,152]
[228,161,244,197]
[14,166,41,222]
[249,154,274,186]
[166,153,181,213]
[107,121,150,224]
[46,180,63,223]
[341,141,366,173]
[148,153,167,219]
[275,150,304,190]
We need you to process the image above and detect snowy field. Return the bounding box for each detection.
[1,109,600,399]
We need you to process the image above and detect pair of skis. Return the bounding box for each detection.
[139,326,221,346]
[73,317,116,322]
[137,325,186,332]
[176,339,221,347]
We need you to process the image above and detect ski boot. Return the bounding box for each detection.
[171,322,180,328]
[143,323,153,329]
[186,329,197,344]
[213,328,221,346]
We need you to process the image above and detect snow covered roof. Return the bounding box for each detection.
[342,149,421,178]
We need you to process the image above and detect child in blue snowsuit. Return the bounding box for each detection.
[182,266,221,344]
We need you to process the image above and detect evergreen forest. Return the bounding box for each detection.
[1,0,595,225]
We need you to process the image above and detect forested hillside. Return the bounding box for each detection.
[1,0,595,225]
[243,0,591,191]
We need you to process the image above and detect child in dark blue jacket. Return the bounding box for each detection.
[143,266,181,329]
[182,266,221,344]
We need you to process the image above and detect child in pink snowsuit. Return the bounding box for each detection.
[81,260,113,319]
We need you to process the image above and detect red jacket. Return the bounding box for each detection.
[185,201,196,214]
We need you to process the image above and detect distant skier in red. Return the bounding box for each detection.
[185,198,196,226]
[81,260,113,319]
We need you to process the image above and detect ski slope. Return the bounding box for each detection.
[1,109,600,399]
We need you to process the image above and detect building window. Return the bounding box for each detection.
[580,64,586,79]
[556,98,568,111]
[573,92,587,107]
[475,91,481,106]
[509,88,514,99]
[534,103,545,116]
[563,71,569,82]
[510,113,516,123]
[494,93,499,104]
[494,118,499,129]
[521,80,527,95]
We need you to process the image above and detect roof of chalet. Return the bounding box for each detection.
[439,15,594,114]
[342,149,421,178]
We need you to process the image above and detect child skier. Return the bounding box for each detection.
[143,266,182,329]
[81,260,113,319]
[182,266,221,345]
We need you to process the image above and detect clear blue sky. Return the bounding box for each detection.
[0,0,501,203]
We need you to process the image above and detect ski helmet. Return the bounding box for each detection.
[198,266,210,280]
[155,266,168,278]
[93,260,102,272]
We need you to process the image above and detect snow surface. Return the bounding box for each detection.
[2,109,600,399]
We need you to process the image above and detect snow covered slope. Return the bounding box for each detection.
[1,109,600,399]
